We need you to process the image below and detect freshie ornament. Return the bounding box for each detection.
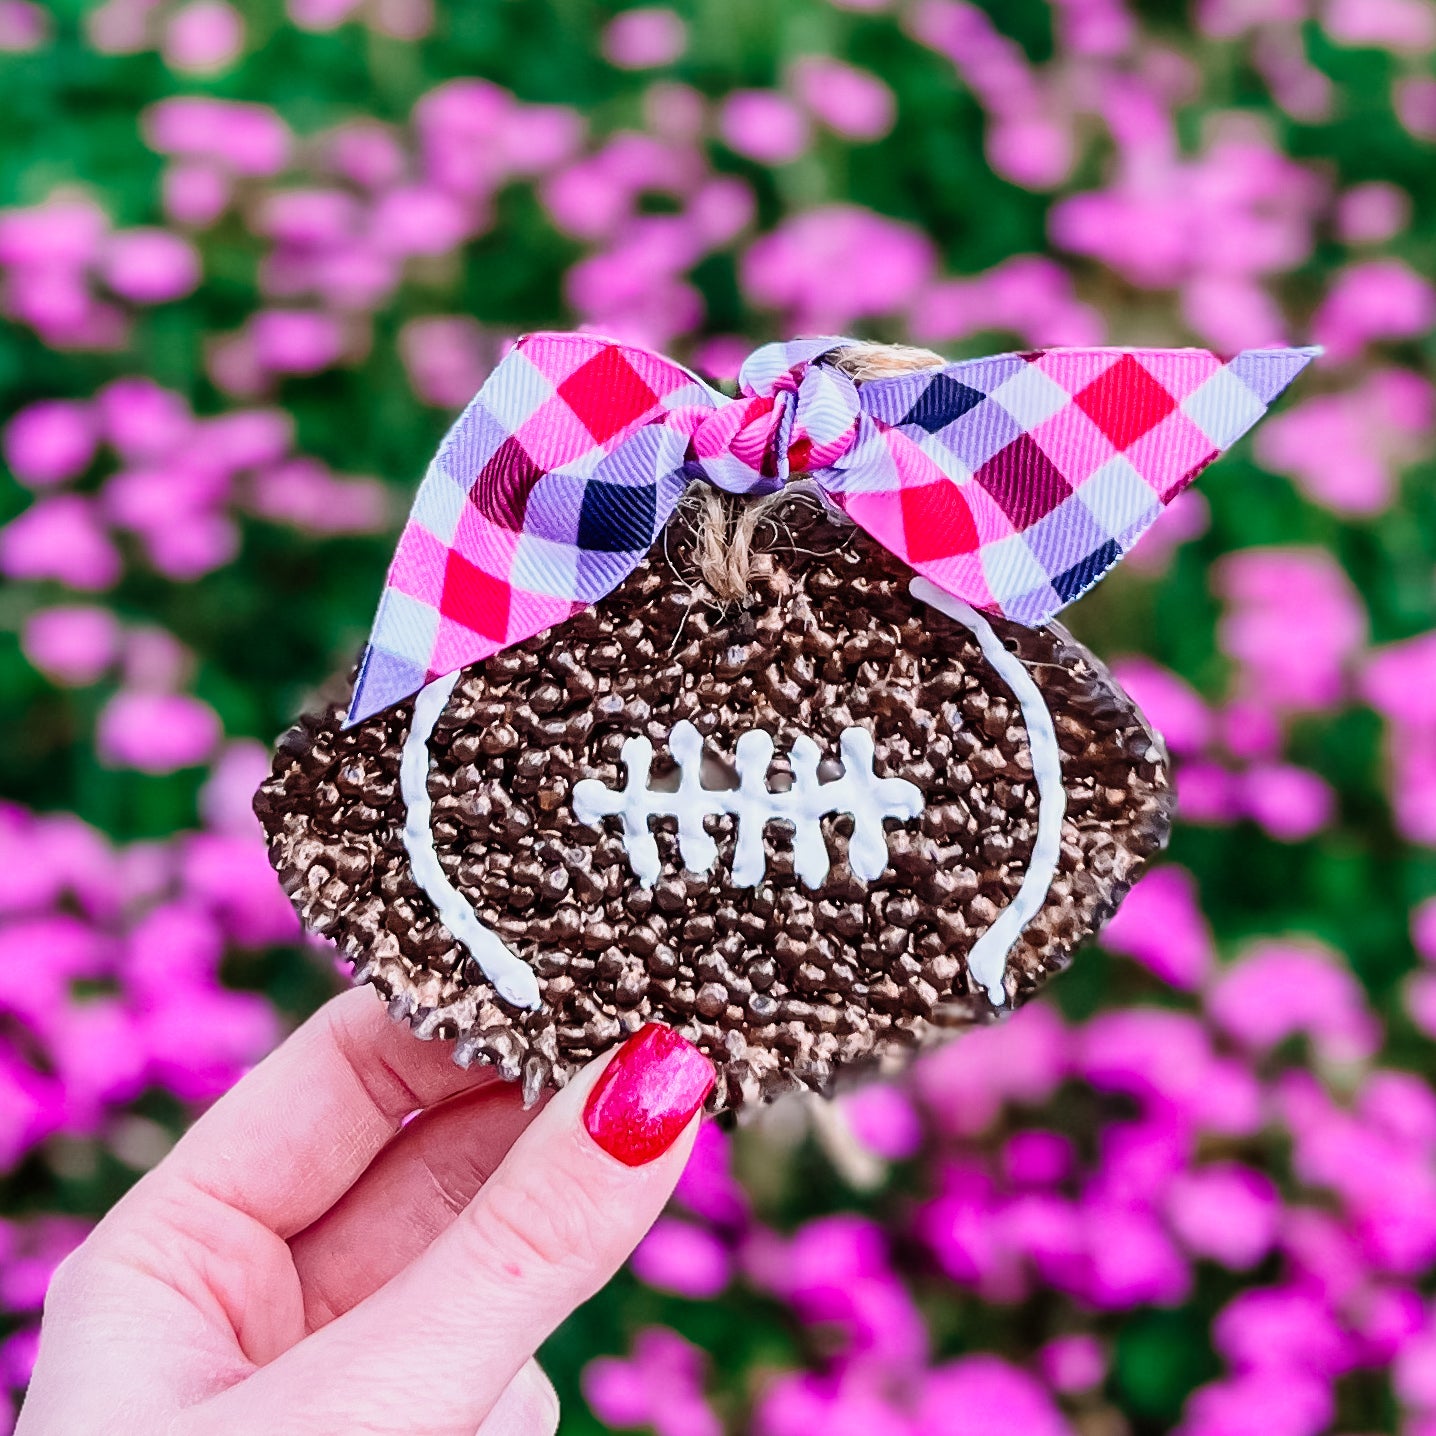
[255,334,1317,1110]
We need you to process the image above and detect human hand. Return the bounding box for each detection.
[19,987,715,1435]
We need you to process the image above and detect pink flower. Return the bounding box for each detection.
[96,377,192,461]
[1207,940,1379,1064]
[398,316,493,408]
[181,831,299,946]
[498,104,584,175]
[0,1053,65,1169]
[84,0,164,53]
[3,401,97,487]
[915,1002,1068,1135]
[1081,1202,1193,1308]
[756,1368,911,1436]
[162,162,232,227]
[140,511,241,580]
[1396,75,1436,139]
[96,691,222,774]
[1323,0,1436,51]
[688,176,756,246]
[124,901,223,997]
[673,1123,748,1226]
[412,78,511,191]
[1256,369,1434,514]
[1251,27,1335,123]
[541,159,634,241]
[1051,119,1321,288]
[1179,1370,1334,1436]
[1363,631,1436,729]
[601,7,686,69]
[0,197,108,268]
[1195,0,1309,33]
[162,0,244,72]
[1101,866,1215,989]
[137,983,279,1102]
[1414,898,1436,964]
[0,0,48,50]
[906,1,1074,189]
[720,91,812,166]
[249,309,346,374]
[1037,1335,1106,1394]
[252,188,359,247]
[1165,1163,1279,1269]
[287,0,363,29]
[1406,970,1436,1036]
[1002,1130,1074,1186]
[743,205,934,330]
[369,184,474,257]
[1313,259,1436,361]
[690,335,751,383]
[369,0,432,41]
[910,256,1103,349]
[194,408,293,471]
[1213,1284,1352,1373]
[789,58,897,141]
[1182,271,1290,350]
[1336,181,1412,244]
[1053,0,1134,55]
[1080,1009,1229,1117]
[143,98,292,177]
[1240,763,1335,841]
[0,495,122,590]
[1214,548,1366,711]
[1175,760,1242,824]
[247,460,389,535]
[751,1215,928,1366]
[916,1354,1072,1436]
[987,116,1076,192]
[631,1218,731,1298]
[1358,1069,1436,1149]
[323,122,406,189]
[584,1328,722,1436]
[1395,1313,1436,1410]
[21,606,121,686]
[643,82,706,142]
[838,1082,923,1160]
[100,228,201,303]
[198,741,271,834]
[0,1218,89,1312]
[121,626,197,691]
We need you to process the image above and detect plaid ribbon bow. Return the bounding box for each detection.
[348,332,1317,725]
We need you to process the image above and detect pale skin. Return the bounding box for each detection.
[19,987,700,1435]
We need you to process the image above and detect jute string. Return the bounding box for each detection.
[691,342,947,601]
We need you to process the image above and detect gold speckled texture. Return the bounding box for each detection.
[255,498,1172,1111]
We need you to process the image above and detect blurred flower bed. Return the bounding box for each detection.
[1,0,1435,1431]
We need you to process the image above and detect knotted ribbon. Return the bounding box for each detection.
[348,332,1317,725]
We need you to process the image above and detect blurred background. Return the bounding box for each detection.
[1,0,1435,1431]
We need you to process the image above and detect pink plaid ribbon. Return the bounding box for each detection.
[349,332,1317,724]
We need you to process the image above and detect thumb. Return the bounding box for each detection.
[191,1024,714,1436]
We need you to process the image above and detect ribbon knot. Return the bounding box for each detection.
[688,341,863,494]
[346,331,1318,725]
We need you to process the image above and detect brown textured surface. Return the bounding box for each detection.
[255,497,1172,1111]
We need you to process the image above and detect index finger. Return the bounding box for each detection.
[128,986,499,1239]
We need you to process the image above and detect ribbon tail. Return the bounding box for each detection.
[347,333,719,726]
[837,345,1320,628]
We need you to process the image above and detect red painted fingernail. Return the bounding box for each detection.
[583,1024,715,1167]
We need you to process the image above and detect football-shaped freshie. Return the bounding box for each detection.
[256,497,1171,1111]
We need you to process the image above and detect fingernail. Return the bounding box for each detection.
[583,1024,715,1167]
